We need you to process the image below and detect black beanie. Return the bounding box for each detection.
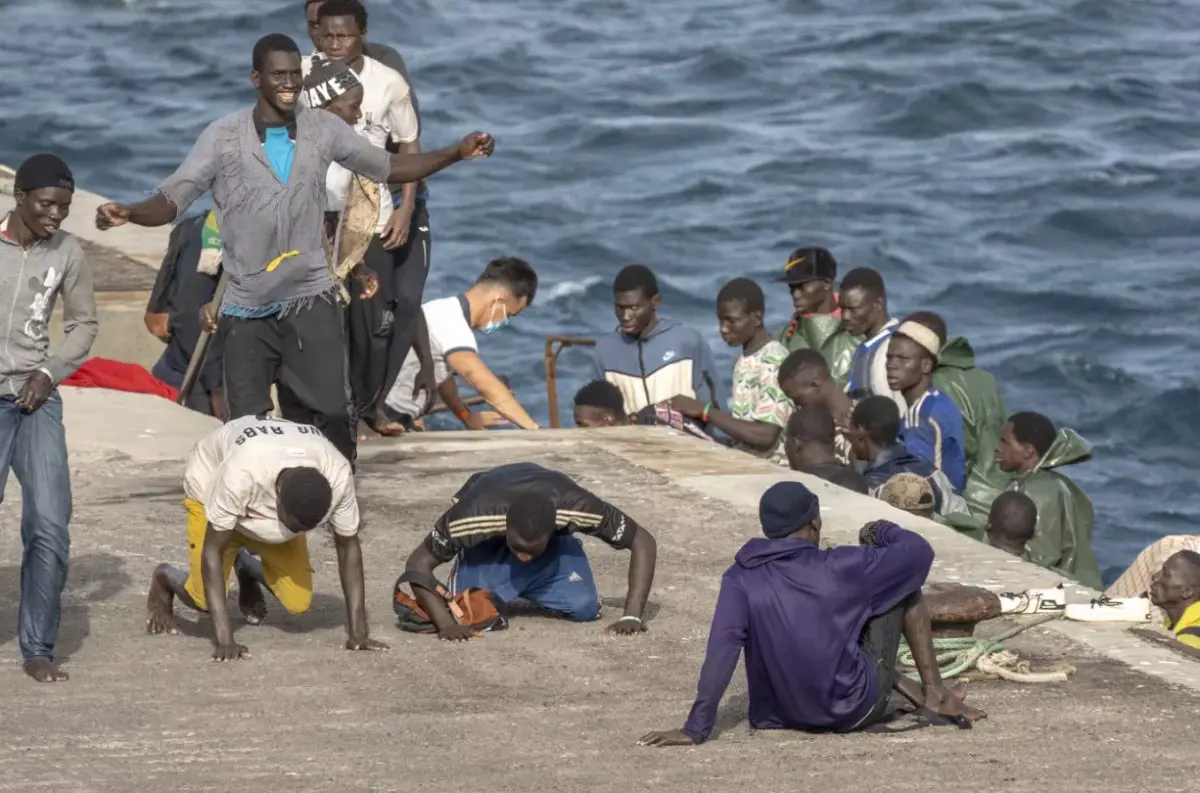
[14,154,75,193]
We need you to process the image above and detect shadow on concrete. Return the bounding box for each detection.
[170,591,349,640]
[0,552,132,662]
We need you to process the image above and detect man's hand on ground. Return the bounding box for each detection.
[457,132,495,160]
[604,617,647,636]
[437,623,481,642]
[211,642,251,662]
[922,683,986,723]
[95,202,131,230]
[638,729,694,748]
[668,395,704,420]
[199,302,219,333]
[15,371,53,413]
[345,636,390,652]
[380,207,412,250]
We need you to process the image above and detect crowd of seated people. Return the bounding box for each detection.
[582,248,1101,589]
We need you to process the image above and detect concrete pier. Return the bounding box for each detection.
[1,178,1197,791]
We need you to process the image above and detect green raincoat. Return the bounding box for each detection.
[931,336,1013,534]
[776,315,861,391]
[1010,429,1103,590]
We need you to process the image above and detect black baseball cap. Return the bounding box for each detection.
[778,247,837,286]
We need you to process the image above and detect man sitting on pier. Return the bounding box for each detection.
[401,462,657,640]
[639,483,982,747]
[145,415,387,660]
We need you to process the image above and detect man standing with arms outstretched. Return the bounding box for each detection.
[1,153,98,683]
[94,33,493,463]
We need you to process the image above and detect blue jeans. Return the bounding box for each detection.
[450,534,601,622]
[0,392,72,663]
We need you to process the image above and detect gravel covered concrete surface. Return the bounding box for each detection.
[1,393,1198,792]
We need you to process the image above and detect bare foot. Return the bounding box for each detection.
[374,408,407,437]
[146,564,180,635]
[24,658,69,683]
[236,563,268,626]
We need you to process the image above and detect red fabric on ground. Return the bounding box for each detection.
[62,357,178,401]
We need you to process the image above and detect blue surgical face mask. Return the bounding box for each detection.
[481,300,510,334]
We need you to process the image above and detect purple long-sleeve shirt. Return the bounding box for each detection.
[681,523,934,742]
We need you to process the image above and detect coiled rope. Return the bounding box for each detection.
[898,613,1075,683]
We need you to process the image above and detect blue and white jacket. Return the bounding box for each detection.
[592,318,720,413]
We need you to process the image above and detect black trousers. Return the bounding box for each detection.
[221,297,356,462]
[346,201,431,428]
[853,592,916,730]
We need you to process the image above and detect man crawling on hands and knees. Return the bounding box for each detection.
[146,416,386,659]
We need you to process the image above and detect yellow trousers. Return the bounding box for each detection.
[182,498,313,614]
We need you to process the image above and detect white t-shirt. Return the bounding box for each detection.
[384,295,477,418]
[183,416,359,544]
[303,54,420,234]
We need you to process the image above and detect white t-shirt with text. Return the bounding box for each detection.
[183,416,359,544]
[303,54,419,234]
[384,295,477,418]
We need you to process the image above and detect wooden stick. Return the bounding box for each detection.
[176,271,228,407]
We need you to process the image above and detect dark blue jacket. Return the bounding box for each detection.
[680,523,934,741]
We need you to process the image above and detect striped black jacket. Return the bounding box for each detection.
[426,463,641,564]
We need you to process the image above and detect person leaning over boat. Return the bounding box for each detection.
[94,33,494,464]
[671,278,794,466]
[1,153,98,683]
[592,264,720,416]
[993,411,1102,590]
[307,0,435,436]
[774,246,859,388]
[840,267,905,411]
[380,257,540,431]
[884,316,967,493]
[401,462,657,639]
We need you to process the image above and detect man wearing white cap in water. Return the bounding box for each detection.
[885,313,967,493]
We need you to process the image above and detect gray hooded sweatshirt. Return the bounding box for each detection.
[0,214,98,396]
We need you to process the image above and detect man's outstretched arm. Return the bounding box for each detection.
[404,541,477,642]
[97,121,221,229]
[97,193,179,229]
[334,533,389,652]
[640,574,749,747]
[384,132,494,184]
[199,526,246,661]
